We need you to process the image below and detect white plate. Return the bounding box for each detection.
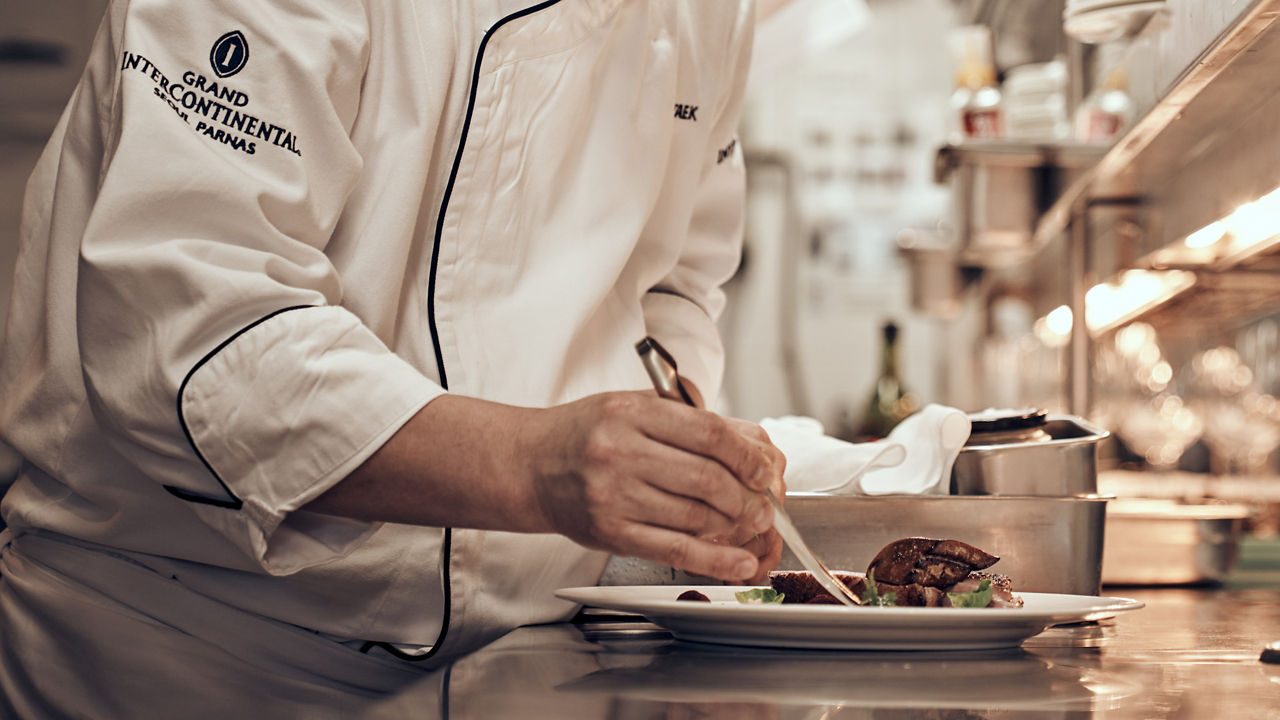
[556,585,1144,651]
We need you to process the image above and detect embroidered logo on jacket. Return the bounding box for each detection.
[210,30,249,78]
[120,50,303,158]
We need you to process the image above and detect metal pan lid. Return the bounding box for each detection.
[967,408,1048,434]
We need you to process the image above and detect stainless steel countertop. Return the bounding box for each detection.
[352,584,1280,719]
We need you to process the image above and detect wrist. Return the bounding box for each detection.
[506,404,562,535]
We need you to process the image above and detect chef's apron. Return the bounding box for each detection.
[0,530,438,719]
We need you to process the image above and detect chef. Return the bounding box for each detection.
[0,0,784,712]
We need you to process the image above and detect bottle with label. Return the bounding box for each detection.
[948,25,1004,141]
[1074,68,1135,144]
[857,322,920,440]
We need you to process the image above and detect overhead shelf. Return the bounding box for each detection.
[934,141,1105,269]
[1137,271,1280,338]
[1034,0,1280,262]
[939,0,1280,414]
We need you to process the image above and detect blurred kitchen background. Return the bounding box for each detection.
[5,0,1280,546]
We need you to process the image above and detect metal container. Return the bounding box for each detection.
[933,141,1103,269]
[1101,500,1250,585]
[779,494,1110,596]
[951,414,1110,496]
[896,228,962,320]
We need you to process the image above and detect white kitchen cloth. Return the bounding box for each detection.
[757,415,905,493]
[760,404,971,496]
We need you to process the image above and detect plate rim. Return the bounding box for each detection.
[558,584,1145,618]
[560,584,1152,638]
[557,585,1143,650]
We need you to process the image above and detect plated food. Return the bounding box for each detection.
[773,537,1024,608]
[557,584,1142,651]
[561,537,1139,649]
[678,537,1024,609]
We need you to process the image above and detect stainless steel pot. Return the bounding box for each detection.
[1101,499,1250,585]
[779,494,1110,596]
[951,414,1110,496]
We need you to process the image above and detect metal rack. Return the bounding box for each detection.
[1058,0,1280,413]
[940,0,1280,414]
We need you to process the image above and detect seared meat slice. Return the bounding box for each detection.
[931,539,1000,569]
[944,572,1024,608]
[768,570,817,602]
[867,537,999,587]
[864,537,935,585]
[769,569,1021,608]
[769,572,943,606]
[769,538,1018,608]
[769,570,863,604]
[881,582,945,607]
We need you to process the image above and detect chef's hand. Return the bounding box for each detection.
[722,417,786,585]
[524,391,785,582]
[673,382,786,584]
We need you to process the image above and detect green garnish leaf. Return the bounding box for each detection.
[947,578,993,608]
[860,569,897,607]
[735,587,785,605]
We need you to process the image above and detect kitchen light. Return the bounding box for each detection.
[1114,321,1156,358]
[1150,184,1280,267]
[1225,200,1275,248]
[1033,304,1073,348]
[1084,269,1195,334]
[1220,184,1280,257]
[1149,360,1173,388]
[1035,271,1195,343]
[1046,304,1074,335]
[1039,183,1280,343]
[1184,221,1225,249]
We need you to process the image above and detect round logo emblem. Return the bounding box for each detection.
[210,30,249,79]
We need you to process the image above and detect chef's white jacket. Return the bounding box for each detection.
[0,0,752,669]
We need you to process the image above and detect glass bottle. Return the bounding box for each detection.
[948,26,1004,141]
[857,322,920,440]
[1074,68,1135,144]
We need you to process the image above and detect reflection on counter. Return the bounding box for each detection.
[558,641,1140,714]
[1101,497,1250,586]
[354,582,1280,720]
[361,622,1142,720]
[22,572,1274,718]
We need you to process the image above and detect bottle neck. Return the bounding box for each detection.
[880,336,900,380]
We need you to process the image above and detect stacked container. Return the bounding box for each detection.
[781,411,1112,595]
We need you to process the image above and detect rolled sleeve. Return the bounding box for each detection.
[71,0,434,574]
[178,306,445,574]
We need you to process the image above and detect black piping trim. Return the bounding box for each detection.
[360,528,452,662]
[441,663,453,718]
[166,304,316,509]
[645,286,711,318]
[427,0,567,390]
[382,0,565,663]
